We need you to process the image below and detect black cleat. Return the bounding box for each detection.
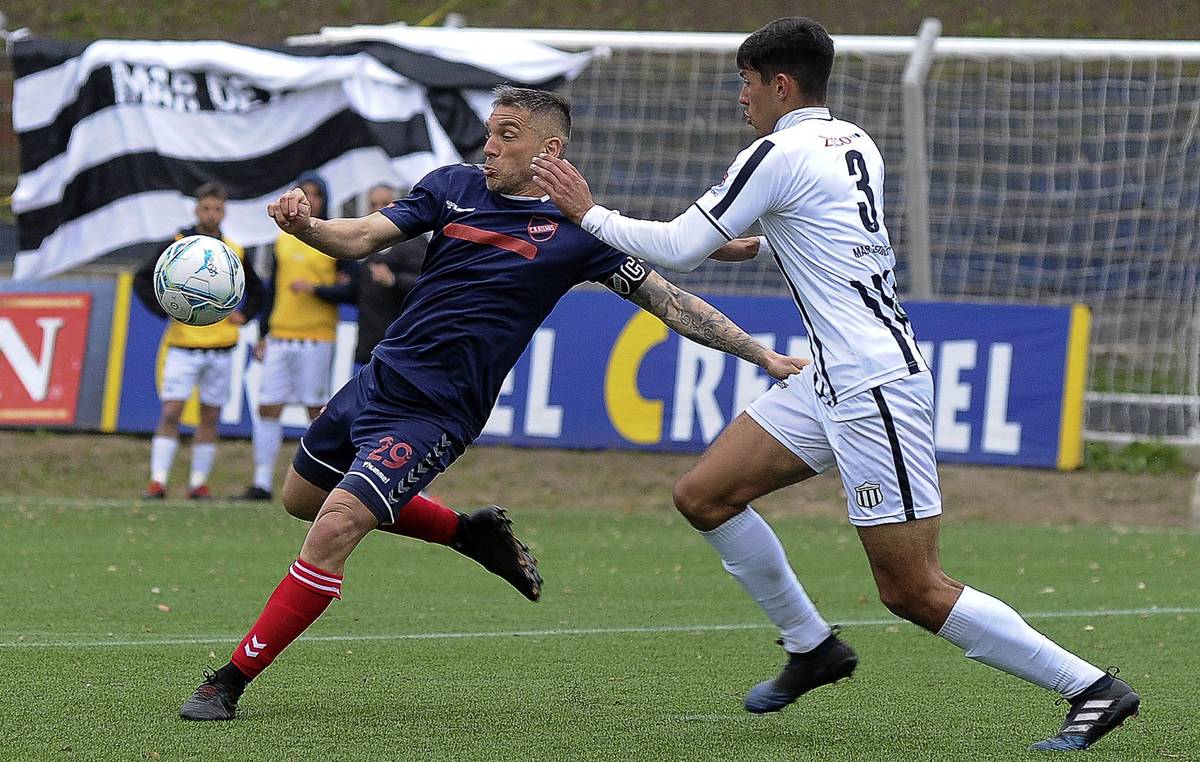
[180,670,242,721]
[451,505,542,602]
[1030,670,1140,751]
[233,485,272,501]
[744,633,858,713]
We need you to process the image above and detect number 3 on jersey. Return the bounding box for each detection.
[845,150,880,233]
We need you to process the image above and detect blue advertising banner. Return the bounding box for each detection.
[470,291,1088,469]
[8,277,1086,470]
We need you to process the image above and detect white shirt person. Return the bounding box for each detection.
[532,15,1135,753]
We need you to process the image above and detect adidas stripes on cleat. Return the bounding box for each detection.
[1030,670,1140,752]
[451,505,542,602]
[744,633,858,714]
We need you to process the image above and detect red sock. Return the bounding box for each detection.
[230,558,343,681]
[377,492,461,545]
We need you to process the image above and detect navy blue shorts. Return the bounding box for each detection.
[293,359,466,525]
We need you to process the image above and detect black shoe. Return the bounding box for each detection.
[1030,670,1140,751]
[180,670,242,721]
[451,505,542,602]
[234,485,272,501]
[743,633,858,713]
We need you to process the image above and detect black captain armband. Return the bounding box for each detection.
[600,256,650,297]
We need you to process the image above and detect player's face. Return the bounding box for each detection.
[739,67,781,138]
[301,181,325,218]
[367,188,394,213]
[194,196,225,235]
[482,106,549,196]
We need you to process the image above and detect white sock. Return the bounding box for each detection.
[189,443,216,489]
[252,417,282,491]
[701,507,832,653]
[938,586,1105,699]
[150,436,178,484]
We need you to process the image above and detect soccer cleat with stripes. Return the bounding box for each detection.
[180,670,242,721]
[1030,670,1140,751]
[744,632,858,713]
[142,481,166,499]
[451,505,542,602]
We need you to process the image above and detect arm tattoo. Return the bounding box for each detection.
[629,272,770,367]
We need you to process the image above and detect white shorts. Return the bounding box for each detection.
[258,338,335,407]
[160,346,233,407]
[746,366,943,526]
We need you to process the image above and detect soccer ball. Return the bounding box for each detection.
[153,235,245,326]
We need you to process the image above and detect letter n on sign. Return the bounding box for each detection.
[0,293,91,425]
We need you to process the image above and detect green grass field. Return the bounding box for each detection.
[1,497,1195,761]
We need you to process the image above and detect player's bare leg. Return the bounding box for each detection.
[858,518,1139,751]
[282,466,541,601]
[186,403,220,500]
[180,489,376,720]
[145,400,185,498]
[672,413,856,712]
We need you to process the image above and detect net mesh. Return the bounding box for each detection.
[559,47,1200,442]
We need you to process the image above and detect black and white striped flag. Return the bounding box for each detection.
[10,29,595,279]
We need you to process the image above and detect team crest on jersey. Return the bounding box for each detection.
[854,481,883,509]
[527,217,558,242]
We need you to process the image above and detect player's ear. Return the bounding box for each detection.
[774,72,791,100]
[541,135,565,159]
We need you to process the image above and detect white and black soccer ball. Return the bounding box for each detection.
[153,235,245,326]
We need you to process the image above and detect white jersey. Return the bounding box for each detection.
[583,105,927,405]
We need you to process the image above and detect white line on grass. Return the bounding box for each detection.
[2,606,1194,649]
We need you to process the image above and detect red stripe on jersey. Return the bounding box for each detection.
[443,222,538,260]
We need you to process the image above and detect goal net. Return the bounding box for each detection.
[554,36,1200,444]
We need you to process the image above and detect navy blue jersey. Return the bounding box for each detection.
[375,163,649,439]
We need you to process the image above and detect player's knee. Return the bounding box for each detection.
[672,473,737,529]
[672,473,707,519]
[282,491,318,521]
[876,574,952,627]
[281,470,322,521]
[303,496,375,562]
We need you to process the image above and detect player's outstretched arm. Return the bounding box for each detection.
[628,271,808,380]
[533,155,725,272]
[267,188,406,261]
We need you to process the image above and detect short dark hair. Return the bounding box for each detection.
[194,182,227,202]
[736,17,835,102]
[491,85,572,145]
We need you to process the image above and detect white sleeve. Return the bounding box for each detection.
[693,137,787,240]
[580,204,725,273]
[580,137,787,273]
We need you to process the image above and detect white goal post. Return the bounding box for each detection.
[297,24,1200,446]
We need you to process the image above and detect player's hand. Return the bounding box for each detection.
[531,154,594,225]
[254,338,266,362]
[267,188,314,235]
[763,351,810,381]
[228,310,246,326]
[711,237,761,262]
[368,262,396,287]
[290,279,315,294]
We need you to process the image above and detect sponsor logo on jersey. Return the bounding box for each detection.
[823,135,854,147]
[852,244,894,259]
[445,200,476,214]
[527,217,559,242]
[854,481,884,509]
